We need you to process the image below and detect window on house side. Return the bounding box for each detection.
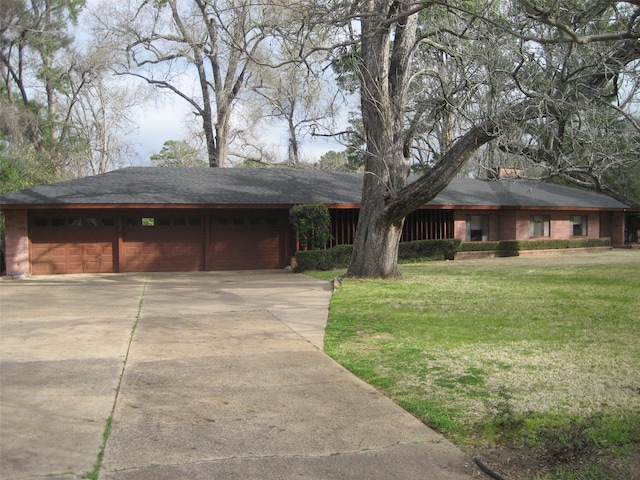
[466,215,489,241]
[530,215,550,237]
[570,215,587,236]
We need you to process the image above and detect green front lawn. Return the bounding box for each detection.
[314,251,640,479]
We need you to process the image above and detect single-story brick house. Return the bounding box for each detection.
[0,167,630,276]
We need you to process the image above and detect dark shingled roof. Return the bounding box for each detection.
[0,167,629,209]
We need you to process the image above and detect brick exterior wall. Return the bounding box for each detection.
[453,209,620,242]
[4,210,29,277]
[453,211,467,239]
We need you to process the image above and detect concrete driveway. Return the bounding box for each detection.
[0,271,472,479]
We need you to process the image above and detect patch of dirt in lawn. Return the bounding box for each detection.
[471,444,551,480]
[469,444,640,480]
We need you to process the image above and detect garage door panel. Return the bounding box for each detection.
[29,215,117,274]
[208,212,288,271]
[68,261,84,274]
[30,243,114,274]
[121,218,205,273]
[121,241,204,273]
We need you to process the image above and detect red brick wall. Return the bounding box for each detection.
[4,210,29,277]
[512,211,602,241]
[454,209,618,242]
[453,211,466,239]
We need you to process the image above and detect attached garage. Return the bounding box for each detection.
[23,209,294,274]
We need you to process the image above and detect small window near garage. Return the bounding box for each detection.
[530,215,550,237]
[570,215,587,236]
[34,219,48,227]
[173,218,186,226]
[216,218,228,225]
[233,218,245,225]
[102,218,115,226]
[266,217,278,225]
[70,218,82,227]
[189,217,202,226]
[156,218,171,226]
[250,217,261,225]
[52,218,65,227]
[125,217,139,226]
[85,218,98,226]
[142,217,155,227]
[466,215,489,241]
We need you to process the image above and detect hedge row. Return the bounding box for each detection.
[458,237,612,252]
[294,239,461,272]
[294,237,612,272]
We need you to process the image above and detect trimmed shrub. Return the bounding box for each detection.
[398,238,461,262]
[294,239,461,272]
[294,244,353,272]
[458,241,502,252]
[458,237,611,255]
[294,238,611,272]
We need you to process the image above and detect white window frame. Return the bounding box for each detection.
[570,215,588,236]
[530,215,550,237]
[466,215,489,241]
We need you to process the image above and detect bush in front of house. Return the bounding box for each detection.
[295,237,611,272]
[294,239,461,272]
[458,237,612,254]
[515,237,611,250]
[398,238,461,262]
[294,244,353,272]
[289,203,332,251]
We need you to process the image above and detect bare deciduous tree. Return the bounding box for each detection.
[95,0,277,168]
[63,46,149,176]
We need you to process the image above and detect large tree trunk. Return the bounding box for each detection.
[346,1,415,278]
[347,173,405,278]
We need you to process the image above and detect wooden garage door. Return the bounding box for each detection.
[122,215,205,272]
[208,211,288,270]
[29,216,116,274]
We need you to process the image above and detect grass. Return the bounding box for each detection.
[86,416,112,480]
[314,251,640,479]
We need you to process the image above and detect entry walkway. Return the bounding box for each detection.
[0,272,472,479]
